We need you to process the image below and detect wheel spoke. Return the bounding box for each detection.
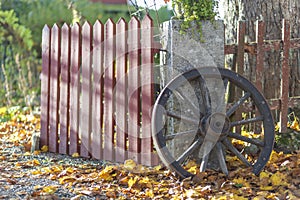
[226,92,251,117]
[216,142,228,175]
[223,139,252,167]
[174,90,200,117]
[230,116,264,127]
[223,78,229,89]
[165,130,197,140]
[176,138,201,164]
[200,154,209,172]
[167,111,199,125]
[228,132,264,147]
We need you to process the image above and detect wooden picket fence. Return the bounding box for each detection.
[41,17,300,166]
[40,15,159,166]
[225,19,300,133]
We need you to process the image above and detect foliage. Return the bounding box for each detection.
[172,0,219,37]
[1,110,300,198]
[0,0,142,108]
[0,7,40,108]
[1,0,132,55]
[130,5,174,27]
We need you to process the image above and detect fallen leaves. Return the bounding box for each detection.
[1,108,300,199]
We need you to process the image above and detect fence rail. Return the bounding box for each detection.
[40,15,159,166]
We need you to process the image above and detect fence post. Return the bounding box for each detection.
[103,19,116,161]
[69,23,81,155]
[280,19,290,133]
[141,15,155,166]
[255,20,264,92]
[255,20,265,133]
[127,16,141,163]
[115,18,128,163]
[80,22,93,157]
[234,21,246,133]
[92,20,104,160]
[49,24,61,153]
[40,25,51,148]
[59,23,71,154]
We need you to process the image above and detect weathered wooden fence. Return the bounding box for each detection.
[40,15,159,166]
[225,19,300,133]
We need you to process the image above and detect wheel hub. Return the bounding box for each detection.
[200,112,231,140]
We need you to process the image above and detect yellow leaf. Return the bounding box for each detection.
[128,176,138,188]
[259,171,270,179]
[145,189,154,198]
[124,159,136,171]
[138,177,152,187]
[269,150,284,163]
[41,145,48,152]
[32,159,40,166]
[185,160,197,169]
[290,118,300,131]
[72,152,79,158]
[23,152,31,156]
[31,170,42,175]
[99,166,115,181]
[187,166,197,174]
[0,107,7,115]
[260,185,273,191]
[41,167,52,173]
[33,150,40,155]
[65,167,75,174]
[153,165,162,171]
[59,176,77,184]
[232,177,250,187]
[51,165,64,173]
[270,172,288,186]
[42,185,57,194]
[275,122,280,131]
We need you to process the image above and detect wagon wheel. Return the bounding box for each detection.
[152,67,275,178]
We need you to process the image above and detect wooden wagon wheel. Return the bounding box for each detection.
[151,67,275,178]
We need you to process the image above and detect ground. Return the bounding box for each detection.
[0,110,300,199]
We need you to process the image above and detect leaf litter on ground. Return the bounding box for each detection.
[0,107,300,199]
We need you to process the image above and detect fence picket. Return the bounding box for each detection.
[69,23,81,155]
[49,24,61,152]
[115,18,128,163]
[255,20,265,92]
[280,20,291,133]
[59,23,71,154]
[127,17,141,163]
[92,20,104,160]
[40,25,51,148]
[103,19,116,161]
[81,22,93,158]
[140,15,155,166]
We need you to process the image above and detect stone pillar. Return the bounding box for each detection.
[159,19,225,168]
[160,19,224,86]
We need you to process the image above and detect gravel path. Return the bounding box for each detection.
[0,143,107,200]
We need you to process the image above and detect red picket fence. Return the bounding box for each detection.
[40,15,159,166]
[225,19,300,133]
